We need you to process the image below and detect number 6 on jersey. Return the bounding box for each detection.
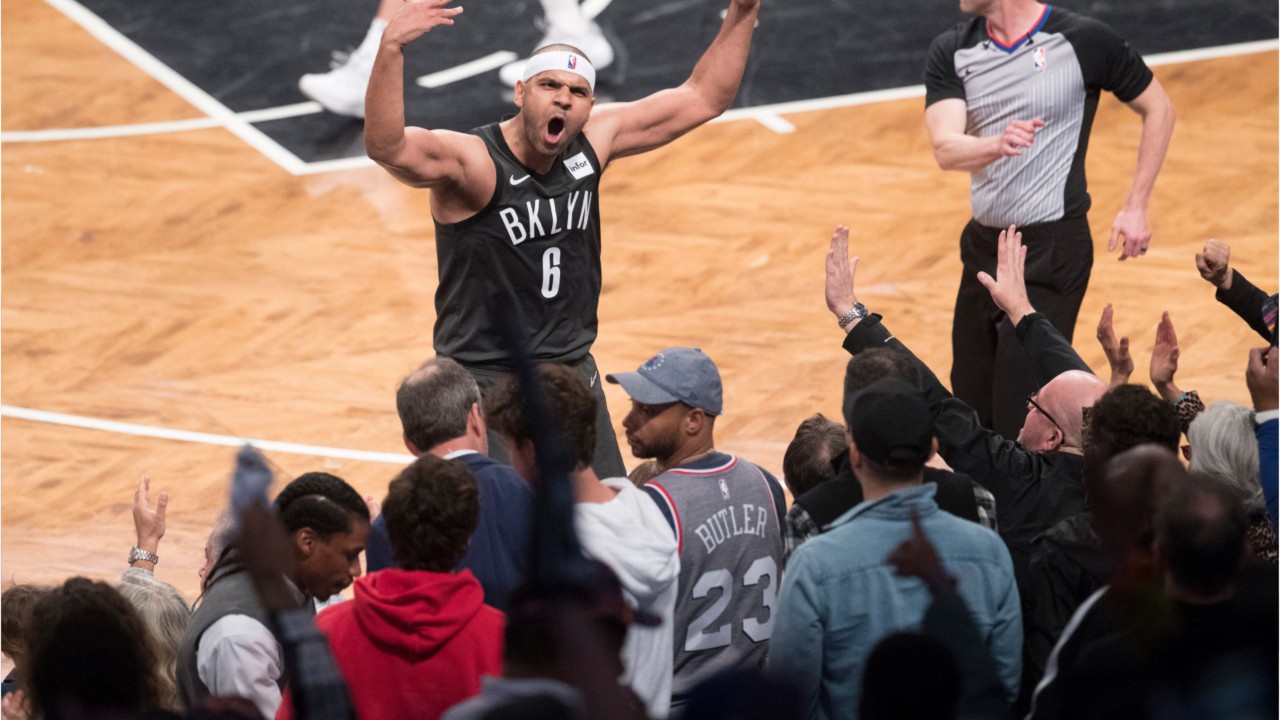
[541,246,561,298]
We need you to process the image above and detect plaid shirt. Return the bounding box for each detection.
[784,503,823,563]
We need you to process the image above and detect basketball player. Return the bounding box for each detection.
[365,0,762,477]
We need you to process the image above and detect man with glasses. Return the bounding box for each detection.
[826,223,1111,712]
[824,224,1108,592]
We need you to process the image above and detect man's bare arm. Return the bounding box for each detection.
[1108,77,1175,260]
[586,0,760,161]
[364,0,475,188]
[925,99,1045,173]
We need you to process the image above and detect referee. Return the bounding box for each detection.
[924,0,1175,438]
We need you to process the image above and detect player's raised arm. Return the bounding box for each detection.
[586,0,760,162]
[364,0,481,188]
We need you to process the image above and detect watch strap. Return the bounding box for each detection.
[838,302,868,329]
[129,546,159,565]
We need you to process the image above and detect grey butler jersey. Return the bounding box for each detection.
[924,5,1153,227]
[432,123,603,367]
[643,453,787,699]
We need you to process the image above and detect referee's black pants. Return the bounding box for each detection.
[464,353,628,481]
[950,216,1093,439]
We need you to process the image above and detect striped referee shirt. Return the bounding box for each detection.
[924,5,1153,227]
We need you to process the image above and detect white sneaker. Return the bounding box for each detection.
[299,19,386,118]
[498,21,615,88]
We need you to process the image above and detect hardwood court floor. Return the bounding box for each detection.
[2,0,1276,603]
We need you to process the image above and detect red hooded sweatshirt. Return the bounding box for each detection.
[277,568,505,720]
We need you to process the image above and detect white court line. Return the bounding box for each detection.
[240,102,325,123]
[1,102,322,144]
[296,155,377,176]
[41,0,311,174]
[717,38,1280,134]
[1143,38,1279,66]
[1,405,416,465]
[417,51,518,88]
[7,25,1277,152]
[716,84,929,127]
[751,114,796,134]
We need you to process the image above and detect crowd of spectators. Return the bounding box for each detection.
[2,231,1275,720]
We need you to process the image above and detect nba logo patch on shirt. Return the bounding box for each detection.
[719,478,730,500]
[563,152,595,180]
[1033,46,1047,72]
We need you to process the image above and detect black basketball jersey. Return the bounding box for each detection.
[433,123,604,367]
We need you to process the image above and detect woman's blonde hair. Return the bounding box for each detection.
[116,571,191,711]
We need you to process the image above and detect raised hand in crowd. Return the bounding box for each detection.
[1247,346,1278,413]
[1096,304,1133,388]
[1195,238,1232,290]
[130,475,168,573]
[975,225,1035,326]
[825,225,861,330]
[0,689,29,720]
[1149,311,1182,403]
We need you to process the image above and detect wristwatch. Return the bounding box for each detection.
[838,302,868,330]
[128,546,159,565]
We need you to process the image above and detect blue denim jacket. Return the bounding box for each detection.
[770,483,1021,720]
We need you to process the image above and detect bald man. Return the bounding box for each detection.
[824,224,1107,589]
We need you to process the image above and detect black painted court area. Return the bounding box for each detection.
[78,0,1277,165]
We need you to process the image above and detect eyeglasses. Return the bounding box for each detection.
[1027,392,1064,435]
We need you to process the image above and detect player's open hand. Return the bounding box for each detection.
[997,118,1046,157]
[385,0,463,48]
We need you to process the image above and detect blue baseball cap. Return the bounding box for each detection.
[606,348,723,416]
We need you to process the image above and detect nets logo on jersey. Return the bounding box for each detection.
[567,54,579,70]
[1033,46,1047,72]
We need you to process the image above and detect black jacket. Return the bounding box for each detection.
[1216,268,1277,344]
[842,312,1091,591]
[794,451,986,529]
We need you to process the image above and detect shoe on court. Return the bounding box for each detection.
[298,21,384,118]
[498,21,615,88]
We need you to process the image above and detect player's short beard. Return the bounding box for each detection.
[631,429,681,462]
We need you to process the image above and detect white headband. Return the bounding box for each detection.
[521,51,596,91]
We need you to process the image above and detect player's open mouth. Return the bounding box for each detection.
[546,117,566,144]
